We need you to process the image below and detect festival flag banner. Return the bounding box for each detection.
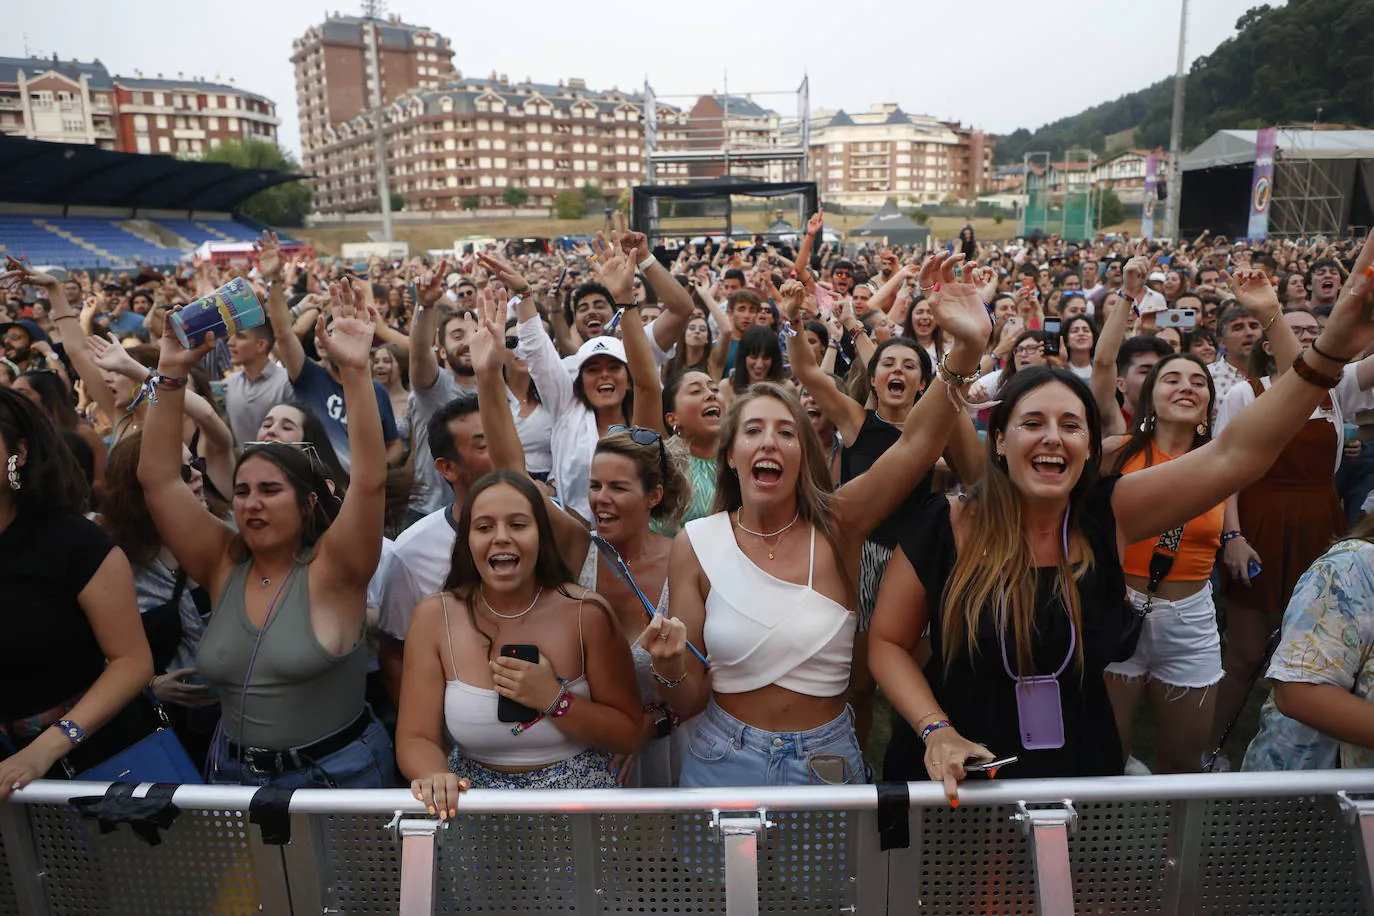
[1140,152,1159,240]
[1247,127,1277,241]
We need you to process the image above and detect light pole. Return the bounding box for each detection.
[1163,0,1189,240]
[363,0,393,243]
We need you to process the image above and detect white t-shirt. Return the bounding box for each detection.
[407,372,477,516]
[377,506,459,642]
[1215,363,1374,474]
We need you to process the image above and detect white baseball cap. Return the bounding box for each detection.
[568,335,627,374]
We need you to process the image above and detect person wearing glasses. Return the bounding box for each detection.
[470,257,696,786]
[639,252,995,788]
[138,279,395,788]
[1211,306,1374,765]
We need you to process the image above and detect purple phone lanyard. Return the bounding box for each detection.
[997,507,1076,683]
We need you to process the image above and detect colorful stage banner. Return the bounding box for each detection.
[1141,152,1159,240]
[1247,127,1277,241]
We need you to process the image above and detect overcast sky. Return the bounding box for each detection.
[8,0,1270,157]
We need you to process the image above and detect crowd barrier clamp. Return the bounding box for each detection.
[4,771,1374,915]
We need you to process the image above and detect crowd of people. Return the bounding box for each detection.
[3,214,1374,809]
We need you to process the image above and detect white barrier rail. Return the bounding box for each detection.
[2,771,1373,915]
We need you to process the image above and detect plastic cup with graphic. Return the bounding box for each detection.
[170,278,265,349]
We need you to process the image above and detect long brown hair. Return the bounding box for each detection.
[942,367,1101,676]
[1111,353,1216,474]
[713,382,851,595]
[442,470,575,651]
[101,433,161,567]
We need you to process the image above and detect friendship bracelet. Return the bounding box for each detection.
[919,719,951,743]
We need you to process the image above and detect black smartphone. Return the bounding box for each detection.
[496,645,541,723]
[1043,318,1061,356]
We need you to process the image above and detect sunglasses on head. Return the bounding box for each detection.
[181,455,207,482]
[608,424,667,480]
[242,440,324,471]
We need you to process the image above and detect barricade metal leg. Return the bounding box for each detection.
[1160,798,1204,916]
[851,810,888,915]
[281,814,326,915]
[0,803,50,916]
[397,818,440,916]
[247,821,295,916]
[1337,792,1374,913]
[1014,801,1077,916]
[712,808,772,916]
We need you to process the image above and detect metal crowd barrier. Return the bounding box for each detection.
[4,771,1374,915]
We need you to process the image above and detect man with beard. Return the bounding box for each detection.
[0,318,69,387]
[408,258,481,519]
[1307,258,1342,317]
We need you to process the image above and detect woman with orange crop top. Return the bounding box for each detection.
[1100,353,1231,773]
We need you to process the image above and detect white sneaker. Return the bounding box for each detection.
[1124,756,1152,776]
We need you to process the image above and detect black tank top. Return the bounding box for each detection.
[839,409,933,548]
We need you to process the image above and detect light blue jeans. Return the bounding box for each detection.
[679,700,867,787]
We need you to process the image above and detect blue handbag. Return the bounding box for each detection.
[69,694,204,785]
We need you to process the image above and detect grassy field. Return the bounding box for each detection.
[295,213,1143,256]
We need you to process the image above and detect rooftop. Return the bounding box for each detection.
[0,55,113,89]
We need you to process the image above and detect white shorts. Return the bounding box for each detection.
[1105,583,1223,690]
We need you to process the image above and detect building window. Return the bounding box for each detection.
[134,115,149,132]
[158,136,171,153]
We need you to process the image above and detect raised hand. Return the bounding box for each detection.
[416,258,450,308]
[317,278,378,374]
[469,288,506,378]
[807,210,823,237]
[87,333,147,378]
[254,230,283,282]
[924,254,991,355]
[0,256,59,292]
[615,213,650,264]
[476,251,530,295]
[778,278,806,323]
[591,231,635,302]
[971,265,998,305]
[1226,268,1280,314]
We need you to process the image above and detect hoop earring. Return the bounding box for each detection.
[6,455,18,491]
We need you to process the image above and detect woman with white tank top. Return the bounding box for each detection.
[396,470,642,813]
[470,282,698,786]
[640,252,995,787]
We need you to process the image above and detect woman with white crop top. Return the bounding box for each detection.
[469,281,698,787]
[396,470,642,812]
[639,252,995,787]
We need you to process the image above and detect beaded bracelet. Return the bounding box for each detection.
[919,719,952,743]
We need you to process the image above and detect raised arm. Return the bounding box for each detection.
[832,254,992,546]
[781,279,865,441]
[313,279,386,593]
[595,232,665,434]
[407,259,451,392]
[258,232,305,382]
[868,264,915,315]
[136,319,236,590]
[793,210,823,286]
[613,221,693,353]
[1092,257,1144,437]
[1113,255,1374,545]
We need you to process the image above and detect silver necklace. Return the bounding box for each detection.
[733,511,801,561]
[480,586,543,619]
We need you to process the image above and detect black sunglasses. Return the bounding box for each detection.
[608,424,667,480]
[181,455,207,482]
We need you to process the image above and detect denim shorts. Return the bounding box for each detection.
[679,700,867,788]
[209,713,395,788]
[1105,584,1223,690]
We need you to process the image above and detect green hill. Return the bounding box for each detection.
[994,0,1374,164]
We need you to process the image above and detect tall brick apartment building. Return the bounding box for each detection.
[0,55,278,155]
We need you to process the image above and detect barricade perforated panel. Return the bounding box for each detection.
[918,804,1036,915]
[322,814,401,914]
[760,810,854,913]
[27,804,259,915]
[436,812,580,914]
[0,827,18,916]
[594,812,724,913]
[1070,800,1169,914]
[1196,796,1363,915]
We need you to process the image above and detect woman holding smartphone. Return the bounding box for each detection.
[396,469,642,807]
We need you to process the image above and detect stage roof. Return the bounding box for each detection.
[1183,129,1374,172]
[0,135,306,211]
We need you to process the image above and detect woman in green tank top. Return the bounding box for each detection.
[138,276,394,788]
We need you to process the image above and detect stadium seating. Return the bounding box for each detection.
[0,213,289,270]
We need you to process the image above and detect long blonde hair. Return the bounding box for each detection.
[713,383,851,596]
[941,367,1102,676]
